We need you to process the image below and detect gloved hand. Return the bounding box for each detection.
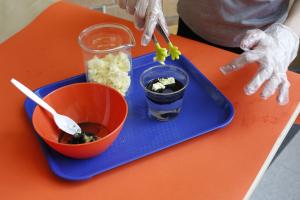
[220,23,299,105]
[118,0,169,46]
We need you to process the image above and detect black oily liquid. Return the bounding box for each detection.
[146,78,184,104]
[58,122,110,144]
[145,78,186,121]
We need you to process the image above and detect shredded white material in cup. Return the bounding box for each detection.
[87,52,131,96]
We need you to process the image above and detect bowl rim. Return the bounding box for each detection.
[32,82,128,147]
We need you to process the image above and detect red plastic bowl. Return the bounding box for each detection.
[32,83,128,159]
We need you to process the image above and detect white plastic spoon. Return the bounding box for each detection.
[11,78,81,135]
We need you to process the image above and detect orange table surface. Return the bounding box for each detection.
[1,2,300,200]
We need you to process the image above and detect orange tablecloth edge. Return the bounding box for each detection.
[245,102,300,199]
[295,114,300,124]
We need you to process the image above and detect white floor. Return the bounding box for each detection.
[250,124,300,200]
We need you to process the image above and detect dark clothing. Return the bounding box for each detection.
[177,18,243,54]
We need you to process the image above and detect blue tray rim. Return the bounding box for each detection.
[24,52,235,180]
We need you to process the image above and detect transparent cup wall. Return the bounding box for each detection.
[78,24,135,96]
[140,65,189,121]
[82,49,133,96]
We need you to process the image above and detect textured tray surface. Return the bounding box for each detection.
[25,53,234,181]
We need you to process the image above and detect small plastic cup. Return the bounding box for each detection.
[140,65,189,121]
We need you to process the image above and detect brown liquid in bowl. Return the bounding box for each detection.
[58,122,110,144]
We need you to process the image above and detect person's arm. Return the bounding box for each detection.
[285,0,300,36]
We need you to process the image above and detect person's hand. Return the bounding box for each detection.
[118,0,168,46]
[220,23,299,105]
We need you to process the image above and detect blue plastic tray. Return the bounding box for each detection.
[25,53,234,181]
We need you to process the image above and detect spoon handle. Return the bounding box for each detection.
[11,78,57,116]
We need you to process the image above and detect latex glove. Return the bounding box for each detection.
[220,23,299,105]
[118,0,169,46]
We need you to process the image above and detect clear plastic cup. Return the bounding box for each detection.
[140,65,189,121]
[78,23,135,96]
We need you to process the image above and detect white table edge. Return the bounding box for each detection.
[244,102,300,200]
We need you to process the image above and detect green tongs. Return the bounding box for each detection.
[152,24,181,64]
